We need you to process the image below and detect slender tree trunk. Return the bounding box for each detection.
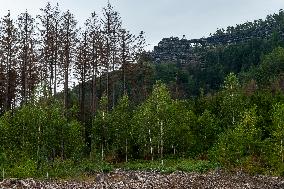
[281,139,283,163]
[101,144,104,161]
[80,32,87,125]
[121,36,127,95]
[37,123,41,169]
[106,38,110,111]
[4,48,11,112]
[64,18,70,112]
[80,78,85,123]
[149,129,153,161]
[102,111,105,161]
[125,138,128,162]
[62,14,71,160]
[160,121,164,165]
[91,39,98,116]
[111,49,116,108]
[23,12,28,105]
[54,22,58,95]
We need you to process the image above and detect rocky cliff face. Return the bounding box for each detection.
[151,37,204,67]
[150,9,284,67]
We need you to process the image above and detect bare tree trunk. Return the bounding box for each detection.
[37,123,41,169]
[22,12,29,105]
[112,52,115,108]
[149,129,153,161]
[91,38,98,116]
[160,121,164,165]
[54,21,58,95]
[125,138,128,162]
[101,144,104,161]
[4,48,12,112]
[64,17,70,112]
[121,32,127,95]
[106,38,110,111]
[281,139,283,163]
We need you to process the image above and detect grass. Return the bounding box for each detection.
[1,158,219,179]
[118,158,219,174]
[2,158,114,179]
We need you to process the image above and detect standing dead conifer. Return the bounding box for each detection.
[37,3,61,97]
[17,11,39,105]
[0,11,18,112]
[101,2,122,109]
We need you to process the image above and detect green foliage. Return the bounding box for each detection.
[132,81,172,158]
[264,103,284,174]
[223,73,240,91]
[92,95,111,159]
[272,103,284,139]
[2,1,284,180]
[257,47,284,85]
[210,107,261,167]
[241,47,284,87]
[2,72,284,178]
[121,159,218,174]
[220,73,246,129]
[194,110,220,153]
[42,159,113,178]
[108,95,132,160]
[166,100,196,156]
[0,100,84,174]
[7,159,37,178]
[0,152,7,168]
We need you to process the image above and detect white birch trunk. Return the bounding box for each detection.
[125,138,128,162]
[160,121,163,164]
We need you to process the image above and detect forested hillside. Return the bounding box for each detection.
[1,2,284,178]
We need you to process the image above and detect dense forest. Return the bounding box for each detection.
[1,2,284,178]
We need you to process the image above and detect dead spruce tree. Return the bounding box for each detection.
[59,10,77,112]
[75,31,90,126]
[53,9,78,159]
[75,30,91,152]
[17,11,39,105]
[0,11,18,112]
[119,29,133,95]
[101,2,122,109]
[0,17,4,114]
[119,30,146,101]
[37,3,61,97]
[85,12,101,116]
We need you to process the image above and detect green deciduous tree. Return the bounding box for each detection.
[211,106,261,167]
[109,95,132,162]
[132,81,172,161]
[166,100,196,157]
[0,100,84,168]
[272,103,284,163]
[92,95,110,161]
[195,110,220,154]
[220,73,246,129]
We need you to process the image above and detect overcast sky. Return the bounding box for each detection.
[0,0,284,50]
